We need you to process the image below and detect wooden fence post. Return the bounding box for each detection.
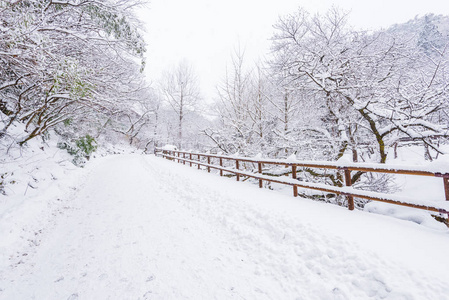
[443,174,449,201]
[343,168,355,210]
[219,158,223,176]
[292,165,298,197]
[189,153,192,167]
[444,176,449,225]
[258,162,263,188]
[198,154,201,169]
[207,156,211,173]
[183,153,186,165]
[236,160,240,181]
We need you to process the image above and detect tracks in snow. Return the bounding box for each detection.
[1,154,448,299]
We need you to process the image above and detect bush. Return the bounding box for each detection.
[76,134,97,158]
[57,134,97,166]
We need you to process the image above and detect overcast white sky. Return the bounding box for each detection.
[138,0,449,100]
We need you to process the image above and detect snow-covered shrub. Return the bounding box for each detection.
[57,135,97,166]
[76,135,98,158]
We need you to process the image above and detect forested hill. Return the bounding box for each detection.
[388,13,449,37]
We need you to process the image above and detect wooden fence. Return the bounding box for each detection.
[155,148,449,222]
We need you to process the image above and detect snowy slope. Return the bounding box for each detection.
[1,154,448,299]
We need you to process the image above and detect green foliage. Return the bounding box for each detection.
[53,60,94,100]
[57,141,78,156]
[83,4,146,57]
[57,135,97,166]
[76,134,98,157]
[63,118,72,126]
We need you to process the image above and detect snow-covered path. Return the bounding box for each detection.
[1,154,449,299]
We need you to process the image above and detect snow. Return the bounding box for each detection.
[161,144,177,151]
[364,202,445,230]
[286,153,297,162]
[1,154,449,299]
[253,153,263,159]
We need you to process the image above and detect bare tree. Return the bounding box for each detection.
[160,61,201,148]
[207,50,278,155]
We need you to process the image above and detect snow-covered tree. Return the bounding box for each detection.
[205,49,279,155]
[0,0,148,146]
[159,61,201,149]
[271,8,449,163]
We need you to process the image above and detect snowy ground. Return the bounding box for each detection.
[1,154,449,299]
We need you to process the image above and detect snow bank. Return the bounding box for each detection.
[0,128,138,275]
[0,136,85,275]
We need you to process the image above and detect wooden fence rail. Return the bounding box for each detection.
[155,148,449,222]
